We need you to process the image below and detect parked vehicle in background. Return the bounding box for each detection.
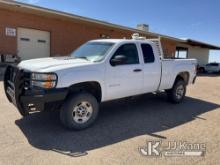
[197,65,206,73]
[205,62,220,73]
[4,34,197,130]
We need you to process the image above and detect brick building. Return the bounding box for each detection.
[0,0,220,65]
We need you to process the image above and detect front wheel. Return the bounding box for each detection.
[166,80,186,104]
[60,92,99,130]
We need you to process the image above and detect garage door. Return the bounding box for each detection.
[17,28,50,60]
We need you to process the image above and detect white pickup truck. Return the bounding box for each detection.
[4,36,197,130]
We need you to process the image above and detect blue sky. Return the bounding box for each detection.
[17,0,220,62]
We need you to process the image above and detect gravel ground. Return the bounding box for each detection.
[0,75,219,165]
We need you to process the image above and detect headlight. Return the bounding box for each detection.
[31,73,57,89]
[32,73,57,81]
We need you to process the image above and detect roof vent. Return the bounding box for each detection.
[137,24,149,32]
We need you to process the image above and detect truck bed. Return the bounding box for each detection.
[159,58,197,90]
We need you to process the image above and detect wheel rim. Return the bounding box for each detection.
[72,101,93,124]
[176,85,185,100]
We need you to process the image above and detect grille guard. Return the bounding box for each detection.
[4,65,29,116]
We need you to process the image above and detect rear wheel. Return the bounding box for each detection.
[60,92,99,130]
[166,79,186,104]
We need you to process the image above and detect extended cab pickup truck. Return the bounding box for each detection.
[4,36,197,130]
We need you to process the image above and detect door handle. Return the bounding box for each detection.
[133,69,142,72]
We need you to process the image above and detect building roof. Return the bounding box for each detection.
[1,0,220,50]
[181,39,220,50]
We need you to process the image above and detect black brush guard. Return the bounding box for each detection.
[4,65,29,116]
[4,65,68,116]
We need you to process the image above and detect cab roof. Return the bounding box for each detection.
[90,39,154,44]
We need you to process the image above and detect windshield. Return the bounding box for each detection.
[70,42,115,62]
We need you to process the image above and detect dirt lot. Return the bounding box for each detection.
[0,75,220,165]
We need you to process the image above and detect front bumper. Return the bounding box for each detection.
[4,65,68,116]
[20,88,68,113]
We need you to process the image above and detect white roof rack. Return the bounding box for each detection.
[148,37,164,58]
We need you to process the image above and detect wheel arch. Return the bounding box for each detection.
[174,71,190,85]
[67,81,102,102]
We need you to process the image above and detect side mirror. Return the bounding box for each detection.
[110,55,127,66]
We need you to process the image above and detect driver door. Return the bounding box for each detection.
[105,43,143,100]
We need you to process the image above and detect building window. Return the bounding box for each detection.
[175,47,188,58]
[20,37,30,41]
[38,39,46,43]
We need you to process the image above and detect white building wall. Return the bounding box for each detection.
[188,47,209,66]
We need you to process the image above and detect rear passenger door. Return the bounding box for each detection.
[105,43,143,100]
[140,43,161,93]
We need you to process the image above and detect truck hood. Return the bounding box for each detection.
[18,57,93,72]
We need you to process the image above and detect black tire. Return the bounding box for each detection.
[60,92,99,130]
[166,79,186,104]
